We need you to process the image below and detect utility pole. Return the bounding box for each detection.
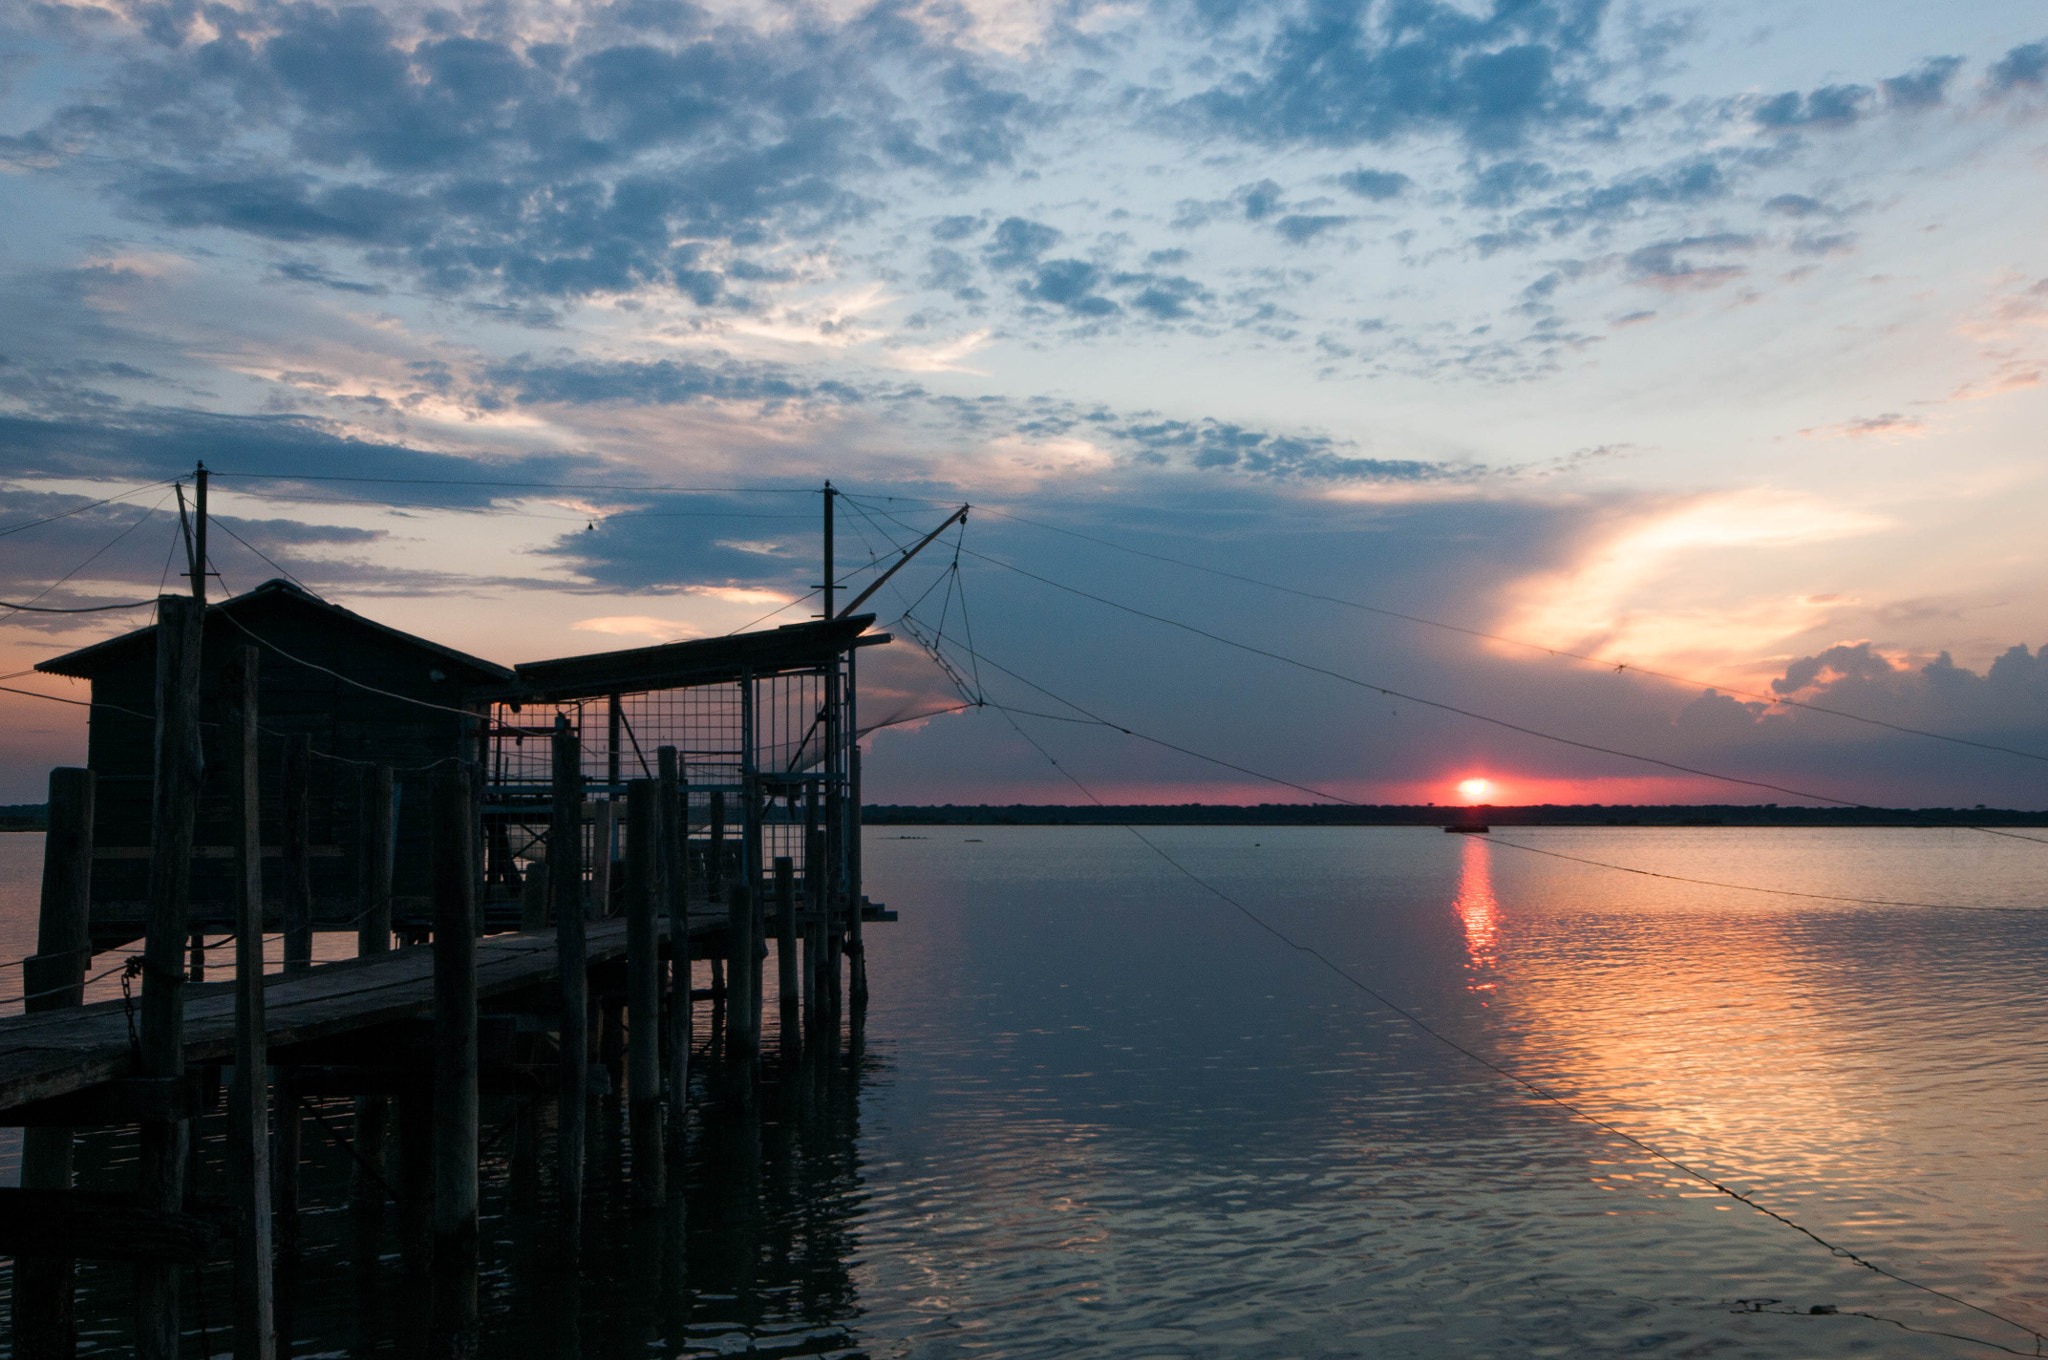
[192,463,208,604]
[820,481,836,621]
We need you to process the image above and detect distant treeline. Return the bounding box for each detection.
[862,803,2048,827]
[0,804,48,831]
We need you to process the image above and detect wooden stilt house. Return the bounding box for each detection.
[35,580,513,949]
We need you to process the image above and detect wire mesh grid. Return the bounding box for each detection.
[484,667,846,895]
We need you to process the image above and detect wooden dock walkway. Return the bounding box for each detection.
[0,914,726,1116]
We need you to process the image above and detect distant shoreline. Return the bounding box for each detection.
[862,803,2048,828]
[7,803,2044,833]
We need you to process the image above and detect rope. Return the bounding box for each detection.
[218,612,481,718]
[988,700,2048,1355]
[0,598,153,613]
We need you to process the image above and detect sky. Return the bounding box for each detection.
[1,0,2046,809]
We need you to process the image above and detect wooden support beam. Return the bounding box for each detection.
[1,1076,198,1127]
[848,745,867,1015]
[360,764,395,956]
[225,646,275,1360]
[657,748,687,1154]
[625,779,664,1207]
[352,762,393,1283]
[13,766,92,1360]
[431,764,480,1357]
[138,592,201,1360]
[803,794,821,1040]
[552,717,588,1253]
[0,1191,221,1265]
[774,857,798,1060]
[280,734,312,975]
[726,881,755,1065]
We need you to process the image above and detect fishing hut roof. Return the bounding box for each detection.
[34,579,516,685]
[504,614,887,703]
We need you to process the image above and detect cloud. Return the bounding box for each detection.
[1174,0,1608,151]
[1624,233,1755,290]
[984,216,1063,270]
[480,355,886,409]
[1798,412,1926,440]
[572,615,704,640]
[1273,214,1349,244]
[24,1,1037,307]
[1337,168,1411,200]
[1751,83,1872,131]
[1763,193,1826,217]
[1881,56,1963,110]
[1018,259,1117,315]
[1987,40,2048,92]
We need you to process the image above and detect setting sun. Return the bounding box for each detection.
[1458,778,1493,800]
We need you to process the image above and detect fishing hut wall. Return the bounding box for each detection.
[484,666,859,919]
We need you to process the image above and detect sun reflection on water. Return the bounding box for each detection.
[1453,834,1500,988]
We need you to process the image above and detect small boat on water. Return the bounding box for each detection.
[1445,824,1490,834]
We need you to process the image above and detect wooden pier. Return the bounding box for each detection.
[8,553,895,1358]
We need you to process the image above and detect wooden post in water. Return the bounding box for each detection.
[625,779,665,1206]
[774,857,798,1058]
[657,748,688,1148]
[431,765,480,1357]
[803,791,821,1037]
[848,744,867,1015]
[551,716,589,1250]
[281,734,313,973]
[354,764,394,1227]
[13,767,93,1360]
[726,881,755,1063]
[223,647,276,1360]
[137,593,202,1360]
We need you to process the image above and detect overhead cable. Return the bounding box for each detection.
[963,501,2048,767]
[0,477,178,540]
[901,615,2043,915]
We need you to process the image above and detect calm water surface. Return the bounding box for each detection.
[0,825,2044,1357]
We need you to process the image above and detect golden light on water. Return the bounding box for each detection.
[1453,835,1500,990]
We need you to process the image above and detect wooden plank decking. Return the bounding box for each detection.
[0,912,726,1115]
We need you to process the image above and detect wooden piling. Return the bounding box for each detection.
[848,745,867,1014]
[225,649,276,1360]
[774,857,798,1057]
[803,795,821,1037]
[354,764,394,1233]
[360,764,395,954]
[657,748,687,1149]
[137,593,202,1360]
[281,734,313,975]
[13,767,93,1360]
[551,717,589,1249]
[591,800,615,919]
[726,882,755,1063]
[431,764,480,1357]
[625,779,664,1206]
